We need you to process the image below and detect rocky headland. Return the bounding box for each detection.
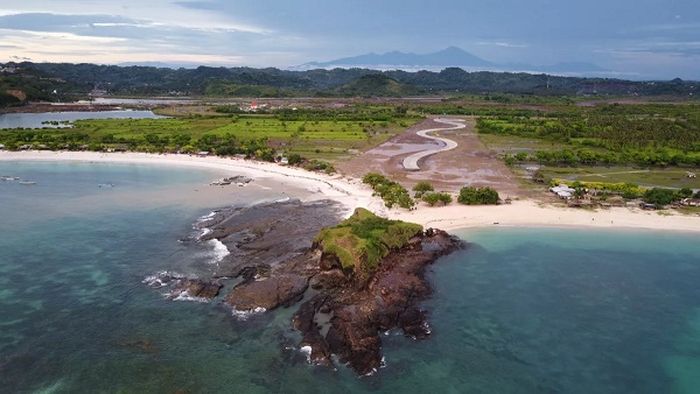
[148,199,463,375]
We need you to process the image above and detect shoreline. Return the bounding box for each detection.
[2,150,699,233]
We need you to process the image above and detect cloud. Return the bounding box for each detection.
[475,41,528,49]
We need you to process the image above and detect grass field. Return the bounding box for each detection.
[538,166,700,189]
[3,114,420,161]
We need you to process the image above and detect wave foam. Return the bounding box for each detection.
[231,306,266,320]
[207,239,230,263]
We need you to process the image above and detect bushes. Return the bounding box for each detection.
[315,208,423,276]
[643,188,685,207]
[458,187,500,205]
[362,173,415,209]
[412,181,434,198]
[422,192,453,206]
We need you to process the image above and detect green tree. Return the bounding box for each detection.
[458,187,500,205]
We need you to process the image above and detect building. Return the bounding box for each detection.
[549,184,575,199]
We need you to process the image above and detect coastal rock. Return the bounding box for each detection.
[226,274,308,310]
[293,228,463,375]
[169,278,223,300]
[162,200,462,376]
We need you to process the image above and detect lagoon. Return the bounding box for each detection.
[0,110,165,129]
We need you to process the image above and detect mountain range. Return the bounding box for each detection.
[297,46,609,76]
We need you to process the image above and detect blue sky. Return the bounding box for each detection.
[0,0,698,79]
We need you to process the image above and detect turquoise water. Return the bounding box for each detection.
[1,162,699,393]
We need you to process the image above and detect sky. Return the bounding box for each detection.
[0,0,699,80]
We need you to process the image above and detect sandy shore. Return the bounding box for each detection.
[2,150,699,233]
[0,151,385,217]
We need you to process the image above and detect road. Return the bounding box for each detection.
[402,118,464,171]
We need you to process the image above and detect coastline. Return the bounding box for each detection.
[2,150,699,233]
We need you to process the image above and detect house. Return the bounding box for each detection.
[0,144,5,150]
[549,184,575,199]
[680,198,700,207]
[197,151,210,157]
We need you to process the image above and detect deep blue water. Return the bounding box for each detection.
[1,162,699,393]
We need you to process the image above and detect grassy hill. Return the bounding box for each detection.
[335,74,422,97]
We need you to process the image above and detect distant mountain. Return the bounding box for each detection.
[298,47,610,76]
[300,47,493,69]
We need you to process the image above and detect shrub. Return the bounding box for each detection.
[412,181,434,198]
[422,192,453,206]
[458,187,500,205]
[678,188,693,199]
[643,188,679,207]
[315,208,423,276]
[362,173,415,209]
[287,153,303,165]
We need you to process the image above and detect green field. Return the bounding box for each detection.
[0,114,419,161]
[538,166,700,189]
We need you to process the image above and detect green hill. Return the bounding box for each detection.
[335,74,422,97]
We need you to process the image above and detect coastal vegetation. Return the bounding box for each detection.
[0,112,415,164]
[422,192,453,206]
[362,173,415,209]
[412,181,435,198]
[315,208,423,276]
[458,186,500,205]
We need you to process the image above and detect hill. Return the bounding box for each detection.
[1,61,698,106]
[334,74,422,96]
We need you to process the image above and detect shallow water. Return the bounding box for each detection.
[0,110,165,129]
[1,162,699,393]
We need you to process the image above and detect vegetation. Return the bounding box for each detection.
[422,192,453,206]
[362,173,415,209]
[3,62,698,103]
[551,179,643,199]
[478,104,700,167]
[0,113,414,163]
[315,208,423,276]
[412,181,434,198]
[643,188,687,208]
[458,187,500,205]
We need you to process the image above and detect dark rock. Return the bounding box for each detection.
[226,274,308,311]
[169,278,223,300]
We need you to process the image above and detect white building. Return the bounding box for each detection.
[550,184,575,199]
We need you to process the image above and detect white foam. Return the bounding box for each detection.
[196,227,213,240]
[171,290,209,303]
[142,270,183,288]
[231,306,267,320]
[300,345,313,363]
[207,239,230,263]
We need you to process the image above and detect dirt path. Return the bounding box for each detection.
[337,116,529,198]
[402,118,462,171]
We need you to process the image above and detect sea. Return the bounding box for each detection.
[1,161,699,393]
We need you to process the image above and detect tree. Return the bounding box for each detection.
[458,187,500,205]
[412,181,434,198]
[422,192,453,206]
[643,188,678,208]
[287,153,303,165]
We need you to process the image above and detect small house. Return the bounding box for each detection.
[549,184,575,199]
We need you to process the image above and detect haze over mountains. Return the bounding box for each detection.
[297,47,609,76]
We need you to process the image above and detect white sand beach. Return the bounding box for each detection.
[2,150,699,233]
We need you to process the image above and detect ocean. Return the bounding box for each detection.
[1,161,699,393]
